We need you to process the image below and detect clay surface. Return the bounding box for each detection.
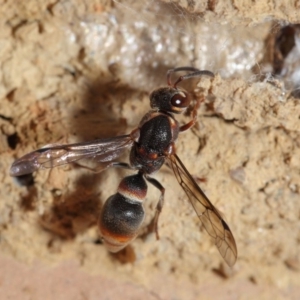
[1,1,300,299]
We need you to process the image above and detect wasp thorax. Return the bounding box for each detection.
[150,87,190,114]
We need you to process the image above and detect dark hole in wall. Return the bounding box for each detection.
[7,132,20,149]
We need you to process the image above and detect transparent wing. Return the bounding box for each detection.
[10,135,134,177]
[167,153,237,267]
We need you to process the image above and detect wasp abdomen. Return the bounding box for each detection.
[99,173,147,252]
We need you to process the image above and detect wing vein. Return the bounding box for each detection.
[167,153,237,266]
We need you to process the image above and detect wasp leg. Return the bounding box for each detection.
[72,161,134,173]
[145,176,165,240]
[179,93,207,132]
[179,94,201,132]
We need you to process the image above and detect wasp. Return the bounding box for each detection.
[10,67,237,266]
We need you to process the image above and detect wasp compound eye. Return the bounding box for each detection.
[171,92,190,110]
[150,87,190,114]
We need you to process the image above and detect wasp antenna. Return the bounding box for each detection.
[167,67,214,88]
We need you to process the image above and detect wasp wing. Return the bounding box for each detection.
[167,153,237,267]
[10,135,134,177]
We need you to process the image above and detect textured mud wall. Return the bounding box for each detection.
[1,0,300,299]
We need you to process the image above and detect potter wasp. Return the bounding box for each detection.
[10,67,237,266]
